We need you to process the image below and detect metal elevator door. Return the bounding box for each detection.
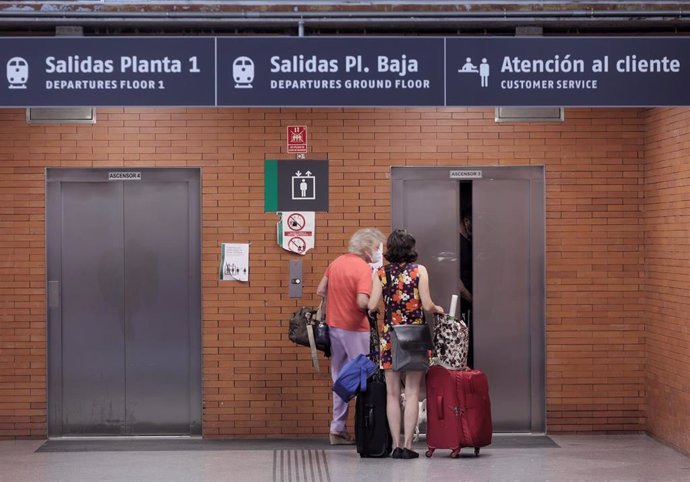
[399,179,460,318]
[391,166,545,433]
[46,169,201,436]
[473,178,542,432]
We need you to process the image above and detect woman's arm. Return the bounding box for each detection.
[316,276,328,298]
[357,293,370,311]
[367,275,383,312]
[418,265,444,314]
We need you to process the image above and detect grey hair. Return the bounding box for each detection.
[348,228,385,257]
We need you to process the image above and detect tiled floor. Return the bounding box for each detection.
[0,434,688,482]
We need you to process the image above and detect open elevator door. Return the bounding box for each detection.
[391,166,545,433]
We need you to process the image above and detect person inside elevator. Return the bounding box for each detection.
[459,207,473,366]
[367,229,444,459]
[317,228,386,445]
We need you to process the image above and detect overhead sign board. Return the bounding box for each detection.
[445,37,690,106]
[2,37,690,106]
[1,37,214,107]
[216,37,443,106]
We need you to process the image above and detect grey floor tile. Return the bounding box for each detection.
[1,434,688,482]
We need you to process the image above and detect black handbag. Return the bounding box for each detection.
[390,324,432,372]
[288,306,330,352]
[382,264,432,372]
[392,324,432,351]
[288,301,330,372]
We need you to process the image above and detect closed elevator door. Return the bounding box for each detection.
[46,169,201,436]
[391,166,545,433]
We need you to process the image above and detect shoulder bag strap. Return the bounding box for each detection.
[309,298,326,374]
[307,323,320,373]
[315,298,324,323]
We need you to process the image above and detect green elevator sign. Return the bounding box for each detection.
[264,160,329,212]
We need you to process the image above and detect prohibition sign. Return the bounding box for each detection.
[288,236,307,253]
[287,213,306,231]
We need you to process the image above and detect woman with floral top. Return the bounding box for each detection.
[367,229,444,459]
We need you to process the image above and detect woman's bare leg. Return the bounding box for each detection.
[402,371,424,449]
[384,370,402,448]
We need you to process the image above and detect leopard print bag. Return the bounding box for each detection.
[432,314,469,370]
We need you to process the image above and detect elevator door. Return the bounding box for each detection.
[473,178,543,432]
[47,169,201,436]
[391,166,545,433]
[398,179,460,319]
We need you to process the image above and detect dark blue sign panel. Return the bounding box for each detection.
[446,37,690,106]
[278,160,328,212]
[216,37,444,106]
[0,37,215,107]
[2,37,690,107]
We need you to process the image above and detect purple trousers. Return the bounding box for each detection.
[329,326,370,434]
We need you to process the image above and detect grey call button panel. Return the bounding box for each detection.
[289,259,303,298]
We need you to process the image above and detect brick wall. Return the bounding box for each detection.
[0,107,646,439]
[644,108,690,455]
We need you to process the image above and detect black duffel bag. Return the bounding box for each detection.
[288,301,330,371]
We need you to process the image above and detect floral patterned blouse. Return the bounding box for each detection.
[377,263,425,369]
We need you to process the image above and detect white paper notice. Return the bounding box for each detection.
[219,243,249,282]
[278,211,315,255]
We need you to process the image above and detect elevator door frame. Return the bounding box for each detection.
[391,165,546,433]
[46,168,202,436]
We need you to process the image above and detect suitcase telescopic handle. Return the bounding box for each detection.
[367,312,381,365]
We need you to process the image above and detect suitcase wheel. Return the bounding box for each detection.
[425,449,434,458]
[450,449,461,458]
[474,447,480,457]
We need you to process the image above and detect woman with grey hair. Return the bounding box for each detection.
[317,228,385,445]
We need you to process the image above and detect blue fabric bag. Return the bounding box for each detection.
[333,354,378,402]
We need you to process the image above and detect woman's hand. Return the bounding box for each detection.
[432,305,445,315]
[367,307,380,318]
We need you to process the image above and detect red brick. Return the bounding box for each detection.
[0,106,661,442]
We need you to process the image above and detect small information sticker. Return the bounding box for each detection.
[449,170,482,179]
[287,126,308,154]
[108,171,141,181]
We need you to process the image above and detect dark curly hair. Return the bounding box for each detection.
[384,229,418,264]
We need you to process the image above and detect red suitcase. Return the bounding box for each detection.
[425,365,492,458]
